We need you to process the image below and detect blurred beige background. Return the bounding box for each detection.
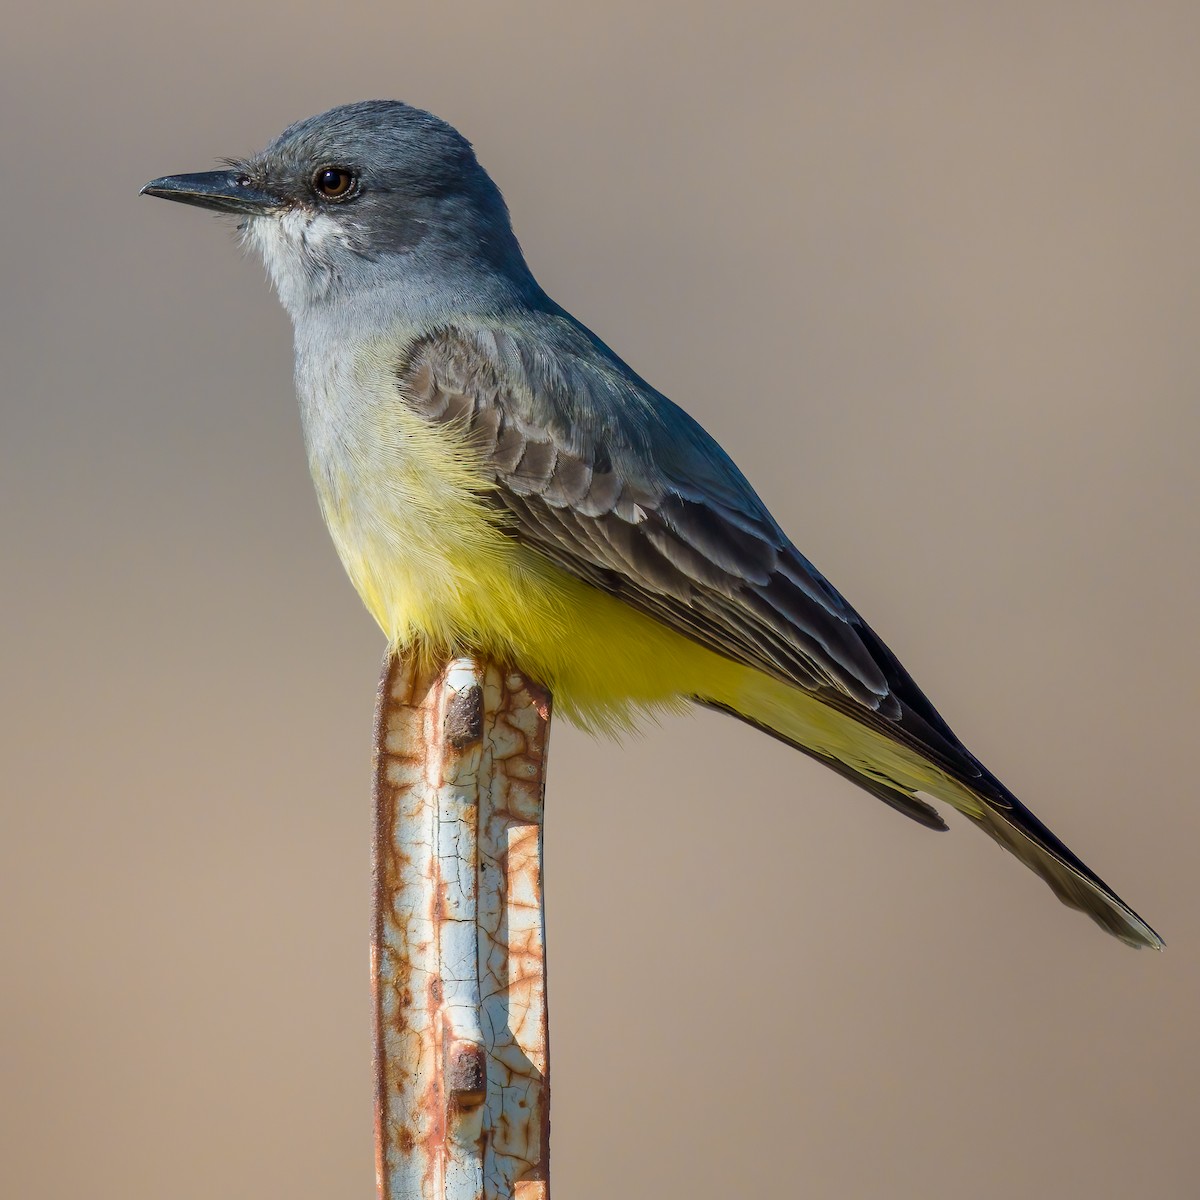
[2,3,1197,1196]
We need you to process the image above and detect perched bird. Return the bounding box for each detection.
[143,100,1161,949]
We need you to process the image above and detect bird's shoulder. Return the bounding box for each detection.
[397,310,796,534]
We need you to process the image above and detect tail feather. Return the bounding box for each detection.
[700,673,1164,950]
[963,793,1164,949]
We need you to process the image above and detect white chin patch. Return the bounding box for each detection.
[242,208,352,313]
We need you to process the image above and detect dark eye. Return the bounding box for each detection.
[313,166,357,200]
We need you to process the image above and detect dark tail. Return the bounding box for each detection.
[962,784,1163,949]
[695,692,1164,950]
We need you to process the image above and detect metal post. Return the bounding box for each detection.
[372,653,552,1200]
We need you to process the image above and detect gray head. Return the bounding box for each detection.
[142,101,541,321]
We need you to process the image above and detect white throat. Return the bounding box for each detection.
[242,209,354,317]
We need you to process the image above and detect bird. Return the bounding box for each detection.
[142,100,1161,949]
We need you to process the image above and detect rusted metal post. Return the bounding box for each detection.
[372,653,552,1200]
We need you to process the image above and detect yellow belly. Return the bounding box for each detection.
[332,487,749,731]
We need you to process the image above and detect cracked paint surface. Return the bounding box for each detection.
[372,654,552,1200]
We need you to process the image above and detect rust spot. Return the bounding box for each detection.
[446,1040,487,1108]
[523,679,552,723]
[445,683,483,748]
